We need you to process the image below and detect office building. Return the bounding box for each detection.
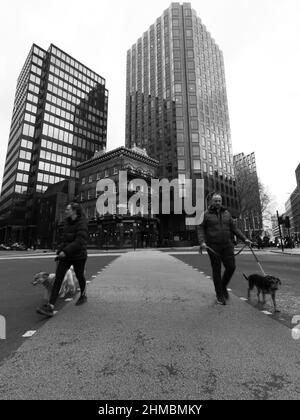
[0,43,108,245]
[125,2,238,240]
[233,152,262,238]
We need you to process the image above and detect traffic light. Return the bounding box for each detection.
[278,215,284,225]
[285,216,290,229]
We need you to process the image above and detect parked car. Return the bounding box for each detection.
[10,242,27,251]
[0,243,11,250]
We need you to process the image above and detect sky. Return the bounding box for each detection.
[0,0,299,213]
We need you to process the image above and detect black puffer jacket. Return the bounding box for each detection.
[197,205,247,245]
[57,215,88,260]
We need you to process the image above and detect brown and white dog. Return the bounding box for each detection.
[32,267,79,301]
[243,273,281,312]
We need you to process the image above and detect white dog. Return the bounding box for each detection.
[32,266,79,300]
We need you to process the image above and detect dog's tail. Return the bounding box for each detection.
[242,273,249,281]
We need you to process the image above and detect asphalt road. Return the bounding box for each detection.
[0,252,120,364]
[172,251,300,328]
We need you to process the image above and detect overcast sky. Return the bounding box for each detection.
[0,0,299,213]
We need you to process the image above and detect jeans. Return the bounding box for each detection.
[49,258,87,306]
[207,244,236,300]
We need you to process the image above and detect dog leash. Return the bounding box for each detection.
[205,243,247,257]
[248,245,267,276]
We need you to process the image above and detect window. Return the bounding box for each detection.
[178,160,185,170]
[193,160,201,170]
[82,177,86,185]
[191,133,199,142]
[177,147,185,156]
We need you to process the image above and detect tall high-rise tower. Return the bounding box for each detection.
[126,2,238,232]
[0,43,108,245]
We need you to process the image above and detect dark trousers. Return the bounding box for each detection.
[207,244,236,300]
[49,258,87,306]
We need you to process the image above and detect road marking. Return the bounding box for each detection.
[262,311,272,315]
[86,281,91,284]
[64,298,73,302]
[240,297,247,301]
[22,330,36,338]
[227,288,232,292]
[92,275,97,278]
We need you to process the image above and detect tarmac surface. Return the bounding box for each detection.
[0,250,299,400]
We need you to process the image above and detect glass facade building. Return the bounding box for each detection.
[0,43,108,245]
[233,152,262,237]
[125,2,239,240]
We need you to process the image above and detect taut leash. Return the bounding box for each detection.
[248,245,267,276]
[205,243,247,257]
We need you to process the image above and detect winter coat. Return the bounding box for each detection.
[57,215,88,260]
[197,205,247,245]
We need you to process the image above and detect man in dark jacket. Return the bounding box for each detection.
[37,202,89,317]
[198,193,251,305]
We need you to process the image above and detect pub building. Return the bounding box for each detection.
[77,146,160,249]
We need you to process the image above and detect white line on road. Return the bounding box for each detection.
[240,297,248,301]
[22,331,36,338]
[64,298,73,302]
[0,253,123,261]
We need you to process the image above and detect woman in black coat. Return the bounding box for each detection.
[37,202,89,317]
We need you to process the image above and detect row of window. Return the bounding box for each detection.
[31,63,42,76]
[16,172,29,184]
[42,123,74,144]
[18,161,30,172]
[49,64,99,94]
[38,161,71,176]
[28,83,40,95]
[36,184,47,193]
[46,92,76,114]
[19,150,32,161]
[21,138,33,150]
[37,172,68,184]
[47,83,83,106]
[44,112,74,132]
[40,149,71,166]
[41,134,97,156]
[48,72,94,99]
[50,47,104,85]
[25,102,37,114]
[22,123,35,137]
[29,73,41,86]
[41,139,72,155]
[27,92,38,104]
[15,184,27,194]
[33,46,45,59]
[45,102,73,123]
[31,55,43,67]
[24,112,36,125]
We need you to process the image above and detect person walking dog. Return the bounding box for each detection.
[37,202,89,317]
[198,193,251,305]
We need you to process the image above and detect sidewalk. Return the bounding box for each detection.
[0,250,299,400]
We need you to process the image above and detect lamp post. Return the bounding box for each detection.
[276,211,284,252]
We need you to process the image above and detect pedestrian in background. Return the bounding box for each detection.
[198,193,251,305]
[37,202,89,317]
